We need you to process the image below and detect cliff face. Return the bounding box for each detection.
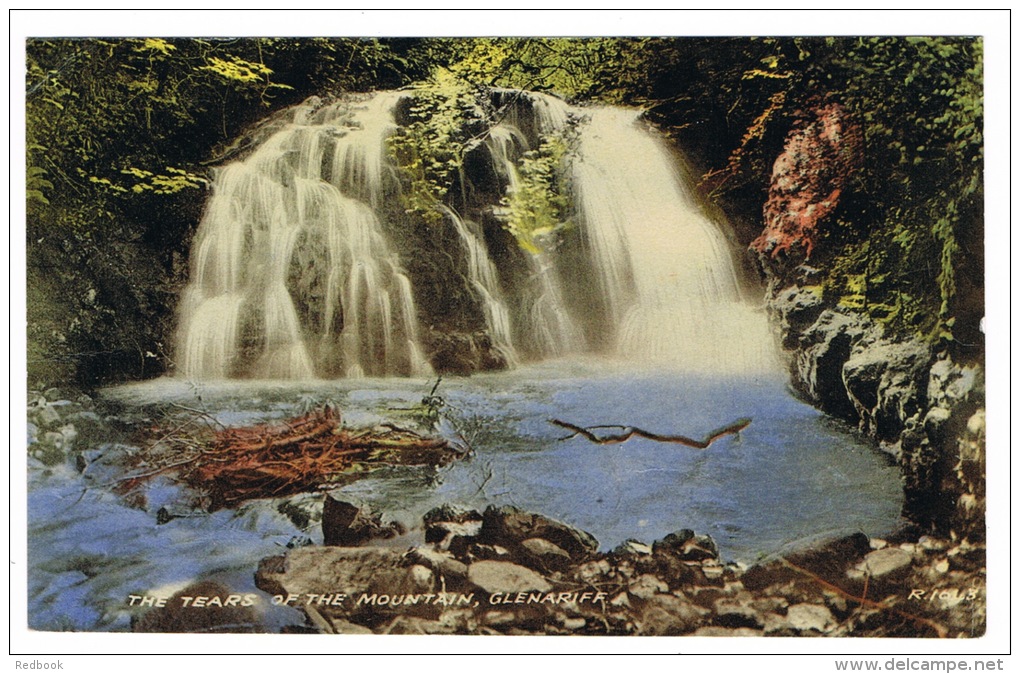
[752,103,984,540]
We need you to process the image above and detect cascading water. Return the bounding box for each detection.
[175,89,777,380]
[569,107,778,372]
[177,93,431,380]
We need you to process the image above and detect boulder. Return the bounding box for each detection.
[848,547,913,581]
[842,334,931,442]
[466,560,552,594]
[321,496,403,547]
[792,310,869,421]
[255,546,413,610]
[423,504,483,546]
[479,505,598,562]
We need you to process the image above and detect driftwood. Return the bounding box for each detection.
[131,405,462,509]
[549,417,751,449]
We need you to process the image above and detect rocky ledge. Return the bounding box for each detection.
[764,279,985,540]
[244,501,985,637]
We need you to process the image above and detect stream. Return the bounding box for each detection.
[27,358,905,631]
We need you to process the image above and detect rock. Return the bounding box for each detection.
[692,626,762,637]
[520,537,573,572]
[770,285,826,349]
[321,496,402,546]
[559,616,586,631]
[652,530,719,561]
[132,580,259,633]
[613,539,653,556]
[404,547,469,583]
[156,505,207,525]
[466,560,552,594]
[742,533,871,591]
[793,310,869,421]
[848,547,913,582]
[574,558,612,585]
[713,597,764,629]
[628,574,668,600]
[408,564,435,592]
[423,504,484,546]
[652,529,694,551]
[785,603,836,633]
[329,618,373,634]
[425,330,509,375]
[255,546,414,613]
[637,594,709,635]
[479,505,598,562]
[286,535,313,549]
[843,335,931,441]
[33,403,62,428]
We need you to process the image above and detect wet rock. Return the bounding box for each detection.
[479,505,598,562]
[785,603,836,633]
[321,496,403,546]
[156,505,207,525]
[425,330,509,375]
[466,560,552,594]
[770,285,826,349]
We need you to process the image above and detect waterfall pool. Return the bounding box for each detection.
[27,360,905,631]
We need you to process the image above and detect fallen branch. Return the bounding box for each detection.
[549,417,751,449]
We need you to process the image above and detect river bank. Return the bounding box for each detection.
[165,501,987,637]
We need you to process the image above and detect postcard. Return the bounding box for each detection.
[15,11,1005,662]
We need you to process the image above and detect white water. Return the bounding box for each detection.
[571,107,777,372]
[177,93,431,380]
[176,91,777,380]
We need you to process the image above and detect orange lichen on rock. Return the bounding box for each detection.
[751,101,863,261]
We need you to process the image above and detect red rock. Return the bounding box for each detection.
[752,102,862,262]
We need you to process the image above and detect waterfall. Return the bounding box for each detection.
[175,89,776,380]
[177,93,431,380]
[569,106,777,372]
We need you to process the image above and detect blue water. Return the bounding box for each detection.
[27,360,904,631]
